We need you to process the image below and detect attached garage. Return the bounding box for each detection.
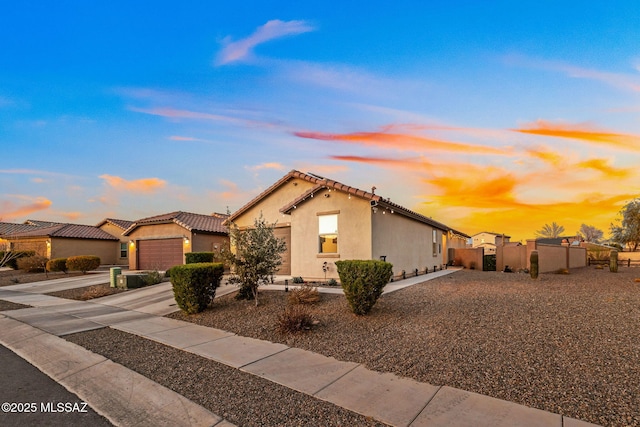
[124,211,229,271]
[137,238,183,271]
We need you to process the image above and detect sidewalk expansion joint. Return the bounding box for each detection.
[310,362,362,396]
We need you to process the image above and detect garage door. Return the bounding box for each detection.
[137,239,183,271]
[273,227,291,275]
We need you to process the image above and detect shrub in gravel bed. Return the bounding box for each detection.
[46,257,67,273]
[335,259,393,315]
[171,263,224,314]
[16,255,48,273]
[287,283,320,305]
[66,255,101,273]
[277,304,315,334]
[185,252,215,264]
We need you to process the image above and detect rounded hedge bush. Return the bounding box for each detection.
[46,258,68,273]
[170,262,224,314]
[335,259,393,315]
[66,255,101,273]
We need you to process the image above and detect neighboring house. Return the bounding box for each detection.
[226,170,469,280]
[536,236,582,246]
[471,232,511,254]
[96,218,135,266]
[123,211,229,271]
[5,223,120,264]
[0,222,41,250]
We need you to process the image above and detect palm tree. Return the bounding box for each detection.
[535,222,565,238]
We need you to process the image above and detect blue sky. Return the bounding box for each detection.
[2,1,640,241]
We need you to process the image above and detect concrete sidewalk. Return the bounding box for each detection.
[0,272,600,427]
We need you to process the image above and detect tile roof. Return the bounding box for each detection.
[228,169,470,238]
[0,222,40,236]
[95,218,135,230]
[24,219,64,227]
[5,223,119,240]
[123,211,229,236]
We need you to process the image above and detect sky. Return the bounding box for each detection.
[2,1,640,242]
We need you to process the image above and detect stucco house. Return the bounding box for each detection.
[471,231,511,254]
[123,211,229,271]
[5,223,121,264]
[96,218,135,265]
[227,170,469,280]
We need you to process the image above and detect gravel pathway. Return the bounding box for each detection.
[164,267,640,427]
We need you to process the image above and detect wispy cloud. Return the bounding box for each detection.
[0,195,52,220]
[217,19,315,65]
[295,128,509,155]
[130,106,279,129]
[99,175,167,193]
[505,54,640,93]
[246,162,286,172]
[513,120,640,151]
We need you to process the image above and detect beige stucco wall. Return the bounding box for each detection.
[232,177,317,228]
[50,238,118,264]
[290,189,372,280]
[98,223,128,264]
[9,238,48,257]
[534,244,567,273]
[372,208,443,278]
[450,247,484,270]
[568,246,587,269]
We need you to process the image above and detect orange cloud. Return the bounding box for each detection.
[525,148,563,165]
[514,120,640,151]
[99,175,166,193]
[576,158,632,178]
[0,196,52,220]
[295,129,508,155]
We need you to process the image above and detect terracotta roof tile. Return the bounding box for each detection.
[96,218,135,230]
[6,223,119,240]
[123,211,229,236]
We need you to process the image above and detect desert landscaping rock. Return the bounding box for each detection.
[168,267,640,426]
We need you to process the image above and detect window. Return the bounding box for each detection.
[432,229,438,257]
[319,214,338,253]
[120,242,128,258]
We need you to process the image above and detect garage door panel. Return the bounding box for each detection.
[137,239,183,271]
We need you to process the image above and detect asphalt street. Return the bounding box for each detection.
[0,344,112,427]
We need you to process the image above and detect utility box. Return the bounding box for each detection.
[110,267,122,288]
[117,274,147,289]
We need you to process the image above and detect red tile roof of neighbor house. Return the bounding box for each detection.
[122,211,229,236]
[5,223,119,241]
[227,169,470,238]
[95,218,135,230]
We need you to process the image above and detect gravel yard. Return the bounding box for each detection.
[163,267,640,427]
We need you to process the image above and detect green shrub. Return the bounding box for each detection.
[335,260,393,315]
[292,276,304,284]
[143,269,164,286]
[66,255,101,273]
[277,304,315,334]
[326,278,338,287]
[185,252,215,264]
[1,250,35,269]
[17,255,49,273]
[170,262,224,314]
[46,258,67,273]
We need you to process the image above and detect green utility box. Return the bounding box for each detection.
[110,267,122,288]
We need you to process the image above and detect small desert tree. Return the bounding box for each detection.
[224,213,286,306]
[535,222,565,239]
[577,224,604,243]
[610,198,640,251]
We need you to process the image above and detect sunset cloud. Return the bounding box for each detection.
[514,120,640,151]
[217,19,315,65]
[295,129,507,155]
[99,175,166,193]
[0,196,52,220]
[246,162,286,172]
